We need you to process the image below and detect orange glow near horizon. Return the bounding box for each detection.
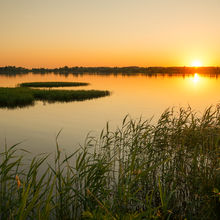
[0,1,220,67]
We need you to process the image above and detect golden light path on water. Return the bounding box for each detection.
[183,73,209,93]
[0,73,220,155]
[192,73,200,84]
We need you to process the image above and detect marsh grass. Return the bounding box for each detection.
[0,106,219,219]
[0,87,34,108]
[31,89,109,102]
[0,87,110,108]
[19,82,89,88]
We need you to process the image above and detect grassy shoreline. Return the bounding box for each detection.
[0,107,219,219]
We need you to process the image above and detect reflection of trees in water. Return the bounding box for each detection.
[1,66,220,78]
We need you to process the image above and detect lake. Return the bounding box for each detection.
[0,72,220,155]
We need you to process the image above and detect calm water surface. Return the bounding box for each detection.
[0,73,220,154]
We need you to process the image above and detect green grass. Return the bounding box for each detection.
[0,87,110,108]
[19,82,89,87]
[0,106,219,219]
[31,89,109,102]
[0,87,34,108]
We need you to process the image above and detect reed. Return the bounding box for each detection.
[19,82,89,87]
[0,106,219,219]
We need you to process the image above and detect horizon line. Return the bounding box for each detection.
[1,65,220,69]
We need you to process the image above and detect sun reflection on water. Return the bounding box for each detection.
[184,73,209,92]
[192,73,200,84]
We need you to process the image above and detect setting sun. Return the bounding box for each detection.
[191,60,202,67]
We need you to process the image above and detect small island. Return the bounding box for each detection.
[19,81,89,87]
[0,82,110,108]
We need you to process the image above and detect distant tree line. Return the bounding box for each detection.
[1,65,220,76]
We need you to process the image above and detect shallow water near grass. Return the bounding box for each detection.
[1,72,220,155]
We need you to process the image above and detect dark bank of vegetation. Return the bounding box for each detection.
[0,107,219,219]
[20,82,89,88]
[1,65,220,76]
[0,87,110,108]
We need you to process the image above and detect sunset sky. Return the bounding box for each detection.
[1,0,220,68]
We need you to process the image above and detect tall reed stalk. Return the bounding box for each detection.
[0,106,219,219]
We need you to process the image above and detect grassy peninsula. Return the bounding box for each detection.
[0,87,110,108]
[0,107,219,219]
